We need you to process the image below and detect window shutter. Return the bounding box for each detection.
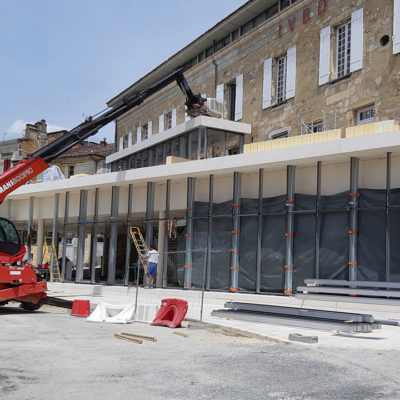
[234,74,243,121]
[128,131,132,146]
[285,46,296,99]
[171,108,177,127]
[136,126,141,143]
[148,121,152,137]
[119,136,123,151]
[216,84,224,103]
[394,0,400,54]
[159,114,164,133]
[262,58,272,109]
[319,26,331,85]
[185,106,190,121]
[350,8,363,72]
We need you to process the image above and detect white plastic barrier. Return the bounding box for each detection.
[87,302,135,324]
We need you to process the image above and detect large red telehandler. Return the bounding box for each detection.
[0,68,207,310]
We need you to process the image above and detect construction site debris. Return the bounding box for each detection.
[288,333,318,344]
[120,332,157,342]
[114,333,142,344]
[173,331,189,338]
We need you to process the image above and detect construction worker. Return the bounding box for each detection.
[141,244,159,288]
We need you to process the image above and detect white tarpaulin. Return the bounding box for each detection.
[87,302,135,324]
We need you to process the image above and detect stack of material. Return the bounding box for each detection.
[211,302,381,333]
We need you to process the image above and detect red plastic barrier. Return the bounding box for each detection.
[71,299,91,317]
[151,298,188,328]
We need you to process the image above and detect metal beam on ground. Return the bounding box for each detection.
[230,171,241,292]
[284,165,295,295]
[184,177,195,289]
[108,186,119,285]
[295,293,400,305]
[76,190,87,282]
[297,285,400,298]
[304,279,400,289]
[349,157,359,281]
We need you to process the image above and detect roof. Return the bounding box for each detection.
[107,0,278,107]
[57,142,114,160]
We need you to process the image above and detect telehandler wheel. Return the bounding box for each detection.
[20,302,43,311]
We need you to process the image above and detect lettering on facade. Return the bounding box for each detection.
[278,0,327,37]
[0,167,34,194]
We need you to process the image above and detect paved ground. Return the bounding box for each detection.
[1,304,400,400]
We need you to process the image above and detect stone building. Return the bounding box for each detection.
[2,0,400,293]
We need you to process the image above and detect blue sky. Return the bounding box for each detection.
[0,0,247,143]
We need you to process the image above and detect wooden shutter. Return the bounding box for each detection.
[394,0,400,54]
[148,121,152,137]
[319,26,331,85]
[285,46,296,99]
[262,58,272,109]
[171,108,177,127]
[234,74,243,121]
[136,126,141,143]
[350,8,363,72]
[159,114,164,133]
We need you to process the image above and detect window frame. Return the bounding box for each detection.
[356,106,375,125]
[275,54,287,104]
[335,21,351,79]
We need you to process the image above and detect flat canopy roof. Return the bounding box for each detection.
[106,115,252,164]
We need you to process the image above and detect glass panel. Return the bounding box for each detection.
[232,29,239,41]
[190,132,198,160]
[179,134,188,159]
[267,3,279,18]
[241,20,254,35]
[148,148,155,166]
[254,12,266,27]
[0,218,20,244]
[156,145,163,165]
[142,150,148,168]
[135,152,142,169]
[171,138,179,157]
[206,129,225,158]
[226,132,240,155]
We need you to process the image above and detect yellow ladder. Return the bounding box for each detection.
[43,237,63,283]
[129,227,148,274]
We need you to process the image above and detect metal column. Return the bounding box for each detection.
[61,192,69,281]
[76,190,87,282]
[108,186,119,285]
[315,161,322,279]
[206,175,214,290]
[230,172,241,292]
[256,169,263,293]
[90,188,99,284]
[385,152,391,282]
[145,182,155,247]
[124,185,133,285]
[184,177,195,289]
[162,180,171,288]
[348,157,359,281]
[27,196,34,263]
[284,165,295,295]
[51,193,60,277]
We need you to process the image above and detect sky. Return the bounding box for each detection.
[0,0,247,143]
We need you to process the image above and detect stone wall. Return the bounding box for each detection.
[115,0,399,149]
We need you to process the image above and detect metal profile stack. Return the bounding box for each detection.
[211,302,381,333]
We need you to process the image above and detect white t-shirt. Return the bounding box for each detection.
[147,249,159,264]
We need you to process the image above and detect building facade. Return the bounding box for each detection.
[2,0,400,293]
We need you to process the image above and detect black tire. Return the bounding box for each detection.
[20,302,42,311]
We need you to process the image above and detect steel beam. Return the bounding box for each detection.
[304,278,400,289]
[348,157,359,281]
[90,188,99,284]
[61,192,69,281]
[315,161,321,279]
[295,293,400,306]
[184,177,195,289]
[108,186,119,285]
[284,165,295,295]
[76,190,87,282]
[206,174,214,290]
[162,180,171,288]
[385,152,391,282]
[230,172,241,292]
[124,185,133,286]
[27,196,34,263]
[145,182,155,248]
[256,169,263,293]
[51,193,60,279]
[297,285,400,298]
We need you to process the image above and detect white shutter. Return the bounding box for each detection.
[148,121,152,137]
[185,106,190,121]
[128,131,132,147]
[350,8,363,72]
[262,58,272,109]
[234,74,243,121]
[285,46,296,99]
[119,136,123,151]
[319,26,331,85]
[216,84,224,103]
[159,114,164,133]
[171,108,177,127]
[136,126,141,143]
[394,0,400,54]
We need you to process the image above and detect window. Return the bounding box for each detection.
[336,22,351,78]
[231,29,239,41]
[142,124,148,141]
[227,83,236,121]
[66,237,73,245]
[269,127,290,139]
[68,166,74,177]
[276,55,287,103]
[356,107,375,125]
[305,121,324,133]
[165,112,172,130]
